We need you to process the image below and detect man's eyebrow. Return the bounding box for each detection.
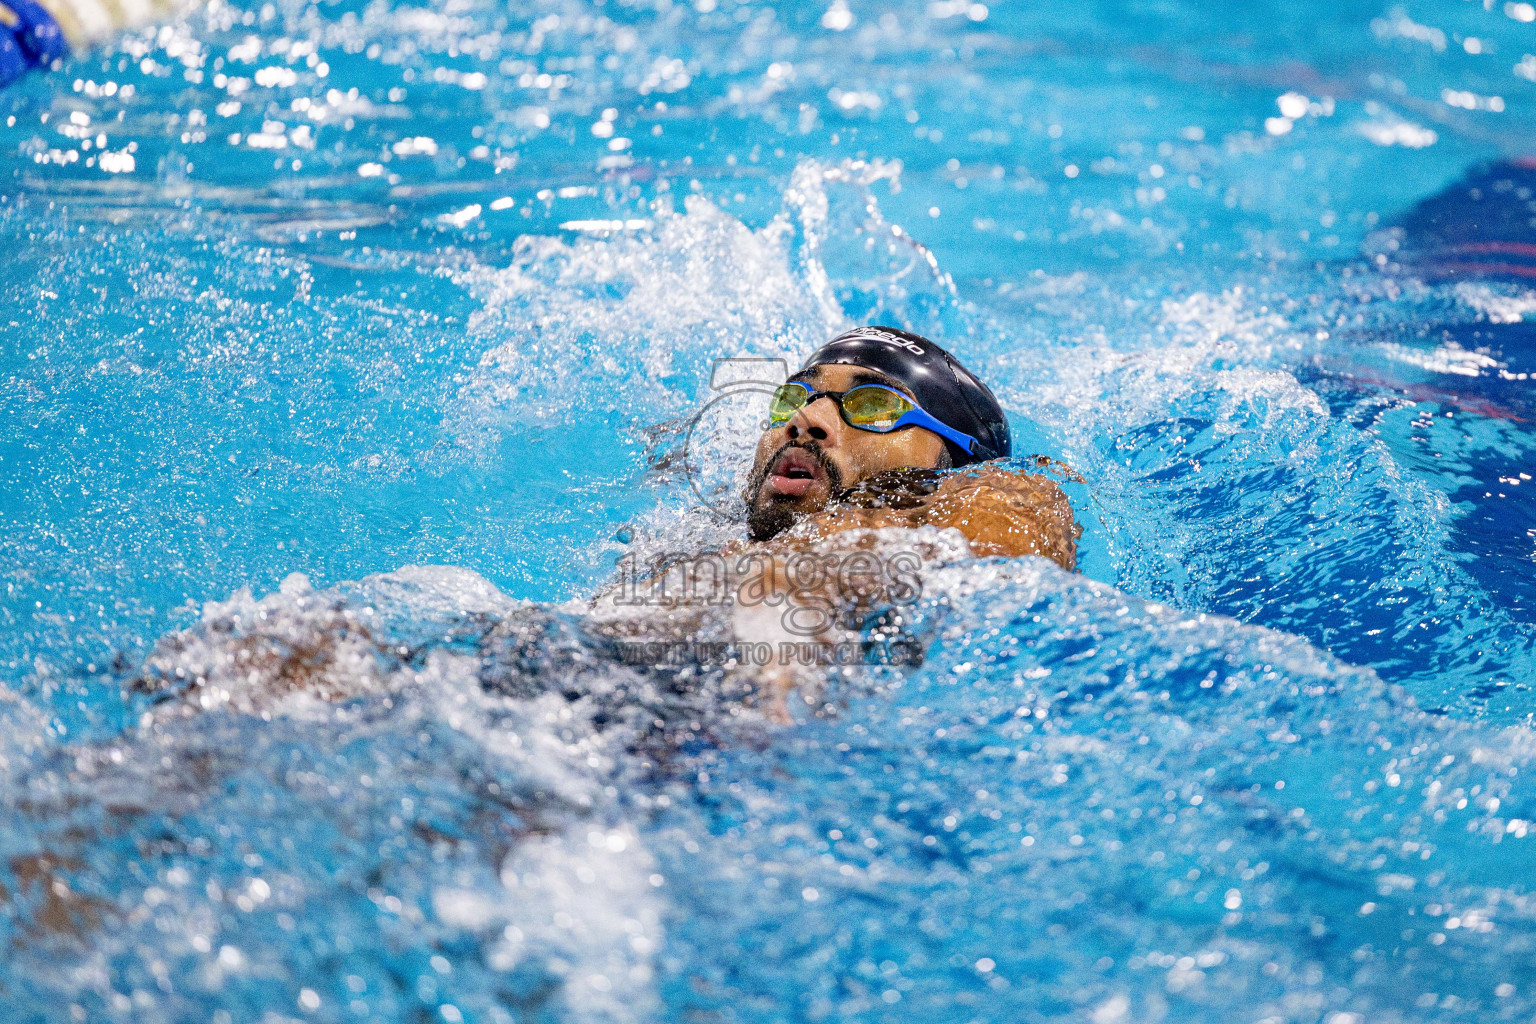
[788,366,911,396]
[844,368,906,392]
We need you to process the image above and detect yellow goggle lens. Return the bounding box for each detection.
[768,383,809,426]
[766,383,915,431]
[840,386,913,431]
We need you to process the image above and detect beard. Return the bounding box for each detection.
[743,440,843,542]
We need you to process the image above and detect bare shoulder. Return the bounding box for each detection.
[922,460,1082,568]
[744,460,1084,571]
[939,457,1082,494]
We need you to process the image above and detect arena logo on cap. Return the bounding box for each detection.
[838,326,925,356]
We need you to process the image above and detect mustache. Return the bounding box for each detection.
[745,440,843,504]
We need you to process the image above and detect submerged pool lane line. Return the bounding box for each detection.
[1310,158,1536,627]
[4,0,1536,1021]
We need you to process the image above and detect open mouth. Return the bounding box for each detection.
[763,446,828,499]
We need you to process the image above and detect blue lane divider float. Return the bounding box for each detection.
[0,0,68,87]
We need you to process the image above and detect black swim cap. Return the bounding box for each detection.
[796,326,1011,467]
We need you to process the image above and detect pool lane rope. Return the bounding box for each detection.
[0,0,182,87]
[0,0,65,85]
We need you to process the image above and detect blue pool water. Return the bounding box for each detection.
[4,0,1536,1019]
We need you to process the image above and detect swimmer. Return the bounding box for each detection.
[129,328,1082,726]
[741,326,1080,568]
[589,327,1082,716]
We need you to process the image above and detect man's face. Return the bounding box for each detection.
[744,362,947,540]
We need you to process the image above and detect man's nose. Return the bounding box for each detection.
[785,395,839,444]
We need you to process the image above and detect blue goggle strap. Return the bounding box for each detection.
[890,407,990,459]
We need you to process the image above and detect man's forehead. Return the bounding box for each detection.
[790,363,908,393]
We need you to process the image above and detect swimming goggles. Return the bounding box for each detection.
[767,381,991,458]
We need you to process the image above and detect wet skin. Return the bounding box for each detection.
[745,363,1081,570]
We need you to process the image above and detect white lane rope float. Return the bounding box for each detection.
[0,0,187,87]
